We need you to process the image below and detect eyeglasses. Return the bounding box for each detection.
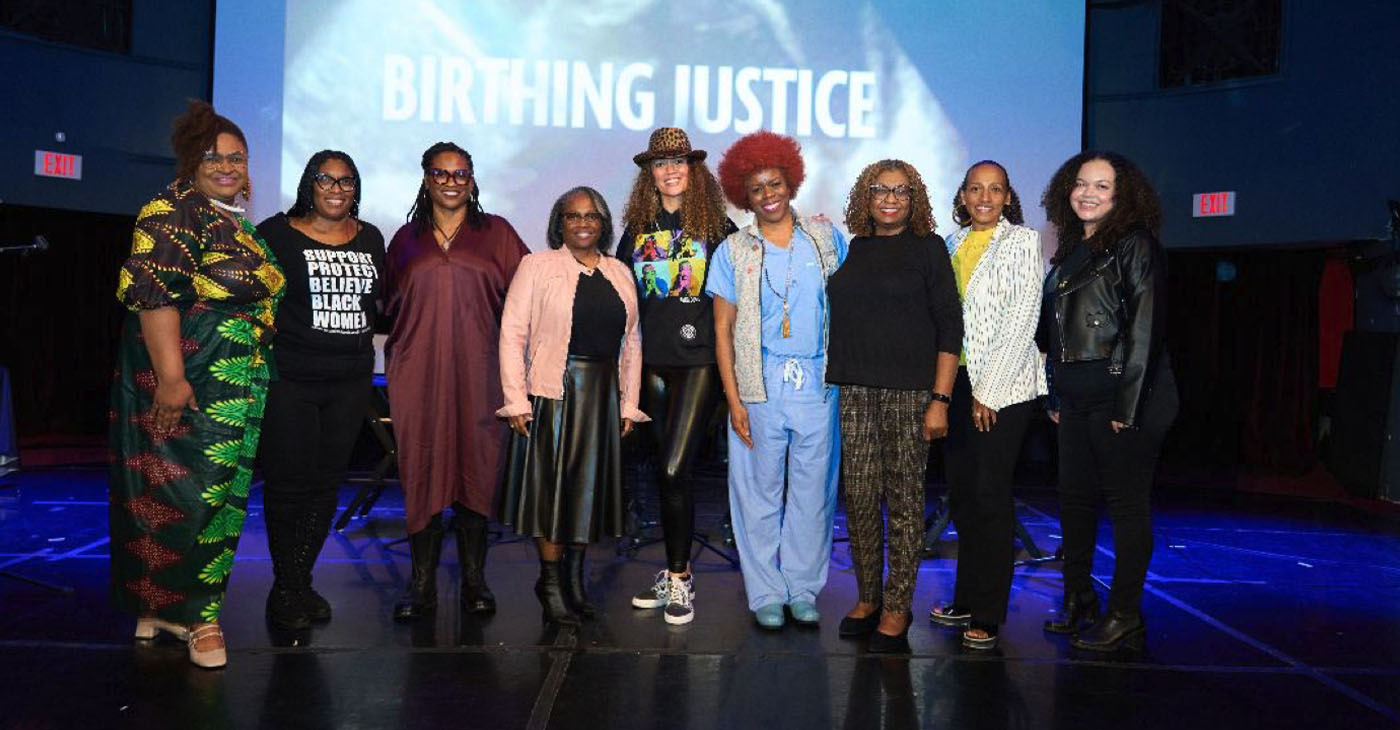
[869,184,912,201]
[428,168,472,185]
[313,173,358,191]
[563,211,604,224]
[201,152,247,168]
[651,157,686,170]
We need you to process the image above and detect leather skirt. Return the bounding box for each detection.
[501,355,624,543]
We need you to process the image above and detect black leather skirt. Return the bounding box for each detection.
[501,355,624,543]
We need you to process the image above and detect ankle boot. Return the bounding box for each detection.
[561,545,597,619]
[394,519,444,622]
[1071,610,1145,651]
[1044,590,1101,635]
[264,495,311,630]
[536,559,581,627]
[453,511,496,615]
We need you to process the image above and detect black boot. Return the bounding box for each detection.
[561,545,597,619]
[453,511,496,615]
[1043,590,1101,635]
[265,494,311,631]
[536,559,581,627]
[297,489,337,622]
[1071,610,1145,652]
[394,519,444,622]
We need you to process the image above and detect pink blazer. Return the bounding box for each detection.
[497,247,648,422]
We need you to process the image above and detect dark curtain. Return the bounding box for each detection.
[0,204,131,440]
[1164,249,1324,475]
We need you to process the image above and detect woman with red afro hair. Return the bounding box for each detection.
[706,131,846,630]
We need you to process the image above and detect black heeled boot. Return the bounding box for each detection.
[393,519,444,622]
[453,511,496,615]
[536,559,581,627]
[1043,590,1101,635]
[298,489,337,622]
[265,496,311,631]
[561,545,596,619]
[1071,610,1145,652]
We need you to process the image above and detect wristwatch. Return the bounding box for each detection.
[930,392,951,405]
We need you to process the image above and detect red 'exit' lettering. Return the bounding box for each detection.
[44,153,71,176]
[1199,192,1229,215]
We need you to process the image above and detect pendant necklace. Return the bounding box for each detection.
[762,240,796,338]
[434,215,465,251]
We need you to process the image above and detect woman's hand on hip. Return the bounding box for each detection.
[151,378,197,433]
[922,401,949,442]
[729,403,753,449]
[972,399,998,433]
[508,414,531,437]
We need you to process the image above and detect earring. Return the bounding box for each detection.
[240,180,252,201]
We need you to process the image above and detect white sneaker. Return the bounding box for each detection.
[631,569,670,609]
[663,574,694,625]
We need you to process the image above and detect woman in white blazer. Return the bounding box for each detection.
[927,160,1047,649]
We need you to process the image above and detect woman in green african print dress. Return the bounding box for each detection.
[109,101,283,669]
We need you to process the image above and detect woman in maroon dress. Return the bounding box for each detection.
[384,141,530,621]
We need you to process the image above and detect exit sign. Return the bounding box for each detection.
[1193,191,1234,217]
[34,150,82,180]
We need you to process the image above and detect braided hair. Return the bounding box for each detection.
[406,141,486,234]
[950,160,1025,228]
[287,150,361,219]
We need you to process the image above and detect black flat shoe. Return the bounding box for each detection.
[1044,591,1100,635]
[962,621,999,650]
[1071,610,1145,652]
[839,607,882,638]
[867,627,911,654]
[928,603,971,627]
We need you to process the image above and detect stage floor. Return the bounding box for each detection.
[1,465,1397,729]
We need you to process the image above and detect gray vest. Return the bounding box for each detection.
[725,211,840,403]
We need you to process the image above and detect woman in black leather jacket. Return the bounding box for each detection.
[1038,150,1178,651]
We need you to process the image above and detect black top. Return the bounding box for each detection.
[825,231,963,390]
[257,213,385,380]
[568,270,627,358]
[614,208,737,367]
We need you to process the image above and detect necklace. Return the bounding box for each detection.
[761,240,796,338]
[433,215,465,251]
[572,249,600,271]
[209,198,245,215]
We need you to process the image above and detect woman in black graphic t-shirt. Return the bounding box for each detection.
[615,128,736,626]
[256,150,384,631]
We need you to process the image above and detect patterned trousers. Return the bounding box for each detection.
[839,385,931,613]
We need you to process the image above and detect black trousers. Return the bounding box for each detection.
[1053,360,1178,614]
[945,368,1035,625]
[259,374,370,578]
[640,364,720,573]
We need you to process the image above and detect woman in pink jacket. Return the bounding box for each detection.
[498,186,647,626]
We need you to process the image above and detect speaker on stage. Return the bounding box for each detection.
[1328,331,1400,501]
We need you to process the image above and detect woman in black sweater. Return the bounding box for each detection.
[257,151,384,631]
[826,159,962,652]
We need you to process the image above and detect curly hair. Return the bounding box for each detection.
[406,141,487,234]
[950,160,1025,228]
[1041,150,1162,263]
[620,159,729,244]
[170,99,246,183]
[717,131,805,210]
[287,150,361,219]
[842,159,936,237]
[546,186,615,253]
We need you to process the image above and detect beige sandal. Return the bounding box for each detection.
[187,623,227,669]
[134,616,190,641]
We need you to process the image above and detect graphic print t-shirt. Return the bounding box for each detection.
[258,213,385,380]
[615,208,735,367]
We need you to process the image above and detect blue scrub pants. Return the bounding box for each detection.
[727,356,840,611]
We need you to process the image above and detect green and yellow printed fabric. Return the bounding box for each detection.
[109,180,284,624]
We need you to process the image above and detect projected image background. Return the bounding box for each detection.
[227,0,1083,249]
